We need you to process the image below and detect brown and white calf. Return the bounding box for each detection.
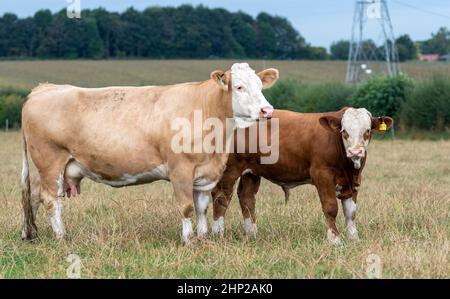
[211,108,393,245]
[21,63,279,244]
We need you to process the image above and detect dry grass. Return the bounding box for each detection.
[0,60,448,89]
[0,132,449,278]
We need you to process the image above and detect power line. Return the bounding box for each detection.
[391,0,450,20]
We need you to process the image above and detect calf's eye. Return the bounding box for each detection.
[342,130,349,140]
[363,130,370,140]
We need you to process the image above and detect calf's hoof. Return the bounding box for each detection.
[212,217,225,237]
[346,226,359,241]
[327,229,343,246]
[243,218,258,239]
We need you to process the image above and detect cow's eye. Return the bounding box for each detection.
[342,130,349,140]
[363,130,370,140]
[236,86,245,91]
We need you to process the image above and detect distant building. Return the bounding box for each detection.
[439,54,450,62]
[419,54,440,62]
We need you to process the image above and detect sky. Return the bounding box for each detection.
[0,0,449,49]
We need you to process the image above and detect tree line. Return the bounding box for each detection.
[0,5,329,60]
[0,5,448,61]
[330,27,449,61]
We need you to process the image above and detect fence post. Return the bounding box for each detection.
[5,118,8,132]
[390,125,395,140]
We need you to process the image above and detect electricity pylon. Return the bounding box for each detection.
[346,0,400,83]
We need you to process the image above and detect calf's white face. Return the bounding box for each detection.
[319,107,394,169]
[340,108,373,169]
[211,63,279,128]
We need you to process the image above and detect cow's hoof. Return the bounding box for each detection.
[245,230,258,240]
[181,218,194,246]
[54,233,68,241]
[347,234,359,242]
[182,237,196,247]
[58,234,71,242]
[21,226,38,241]
[197,237,214,246]
[181,233,195,246]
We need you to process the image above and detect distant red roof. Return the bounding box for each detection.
[419,54,440,61]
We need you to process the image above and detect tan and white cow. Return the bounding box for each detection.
[212,108,393,245]
[21,63,279,244]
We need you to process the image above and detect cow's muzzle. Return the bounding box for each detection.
[260,106,273,119]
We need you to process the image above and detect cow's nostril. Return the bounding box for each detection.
[260,107,274,118]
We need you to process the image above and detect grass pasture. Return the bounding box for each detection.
[0,132,449,278]
[0,60,448,89]
[0,59,449,278]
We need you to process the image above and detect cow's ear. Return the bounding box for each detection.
[371,116,394,132]
[257,68,279,89]
[210,70,229,91]
[319,116,342,133]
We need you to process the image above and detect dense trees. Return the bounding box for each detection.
[330,40,350,60]
[0,5,322,59]
[420,27,450,55]
[329,28,449,61]
[395,34,417,61]
[1,5,446,61]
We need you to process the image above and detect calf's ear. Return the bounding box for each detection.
[257,68,279,89]
[319,116,342,133]
[371,116,394,132]
[210,70,229,91]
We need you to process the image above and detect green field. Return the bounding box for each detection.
[0,132,449,278]
[0,60,448,89]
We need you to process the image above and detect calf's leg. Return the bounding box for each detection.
[342,197,359,240]
[211,179,237,236]
[313,171,342,245]
[237,173,261,238]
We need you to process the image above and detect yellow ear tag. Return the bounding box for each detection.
[379,121,387,131]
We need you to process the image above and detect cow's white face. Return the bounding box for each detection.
[340,108,373,169]
[230,63,274,128]
[211,63,279,129]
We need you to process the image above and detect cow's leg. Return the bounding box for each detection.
[193,190,209,239]
[237,173,261,238]
[313,170,342,246]
[342,197,359,240]
[39,173,66,240]
[211,179,237,236]
[170,169,195,245]
[30,173,42,220]
[32,151,72,240]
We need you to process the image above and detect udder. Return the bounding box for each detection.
[64,160,83,198]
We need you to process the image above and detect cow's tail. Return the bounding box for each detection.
[21,132,37,240]
[281,185,290,204]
